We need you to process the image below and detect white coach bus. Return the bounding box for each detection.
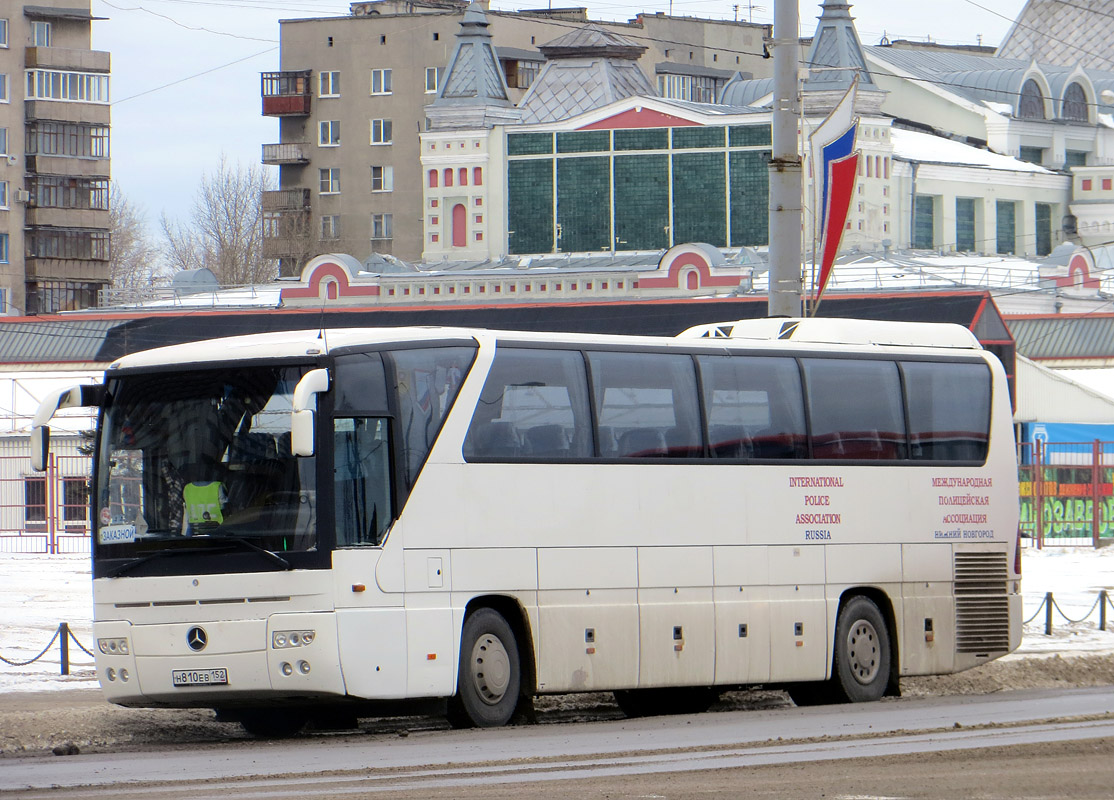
[33,318,1020,736]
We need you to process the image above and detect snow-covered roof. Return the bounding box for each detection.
[890,128,1052,173]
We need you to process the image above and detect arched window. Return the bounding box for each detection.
[1019,79,1046,119]
[686,270,699,290]
[452,203,466,247]
[473,167,483,186]
[1063,82,1088,122]
[428,169,438,188]
[459,167,468,186]
[444,168,453,187]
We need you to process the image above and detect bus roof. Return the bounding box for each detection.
[107,318,983,372]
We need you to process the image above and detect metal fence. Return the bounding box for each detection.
[0,454,92,554]
[1018,439,1114,548]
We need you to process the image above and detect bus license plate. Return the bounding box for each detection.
[172,668,228,687]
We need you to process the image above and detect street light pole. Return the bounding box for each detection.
[767,0,803,317]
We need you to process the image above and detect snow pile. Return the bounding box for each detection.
[1,547,1112,693]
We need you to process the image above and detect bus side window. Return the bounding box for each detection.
[589,351,702,459]
[334,417,392,546]
[696,355,807,459]
[390,346,476,486]
[902,361,990,462]
[803,359,907,461]
[463,348,591,461]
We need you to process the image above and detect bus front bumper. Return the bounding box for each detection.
[92,613,345,706]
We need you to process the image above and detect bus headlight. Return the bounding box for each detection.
[97,637,130,656]
[272,630,315,649]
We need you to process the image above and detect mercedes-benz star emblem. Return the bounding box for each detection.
[186,627,208,651]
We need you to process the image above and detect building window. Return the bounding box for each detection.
[657,73,721,103]
[30,21,51,47]
[0,74,9,103]
[25,280,99,313]
[473,167,483,185]
[504,59,542,90]
[262,211,280,238]
[1019,79,1045,119]
[371,213,393,240]
[0,180,9,208]
[62,477,88,522]
[25,477,46,524]
[31,176,109,209]
[1035,202,1052,257]
[370,68,392,95]
[319,70,340,97]
[0,232,8,262]
[370,118,392,144]
[25,69,110,103]
[319,120,340,146]
[26,122,108,158]
[996,200,1016,255]
[444,168,453,187]
[321,214,340,239]
[0,20,8,48]
[1105,179,1112,191]
[475,214,483,223]
[428,169,438,188]
[1083,178,1093,191]
[458,167,467,186]
[913,195,935,249]
[371,165,393,192]
[319,168,340,194]
[956,197,976,252]
[425,67,441,94]
[26,229,107,260]
[1065,150,1087,168]
[0,127,7,155]
[1019,146,1044,165]
[1063,82,1088,122]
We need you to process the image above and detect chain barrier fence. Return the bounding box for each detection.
[0,622,94,676]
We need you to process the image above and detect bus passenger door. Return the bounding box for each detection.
[637,546,716,688]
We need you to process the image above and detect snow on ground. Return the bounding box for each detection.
[1,546,1113,694]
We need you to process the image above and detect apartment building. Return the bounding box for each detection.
[0,2,111,314]
[261,0,771,271]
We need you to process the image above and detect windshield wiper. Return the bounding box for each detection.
[105,546,213,578]
[210,535,293,571]
[105,537,292,577]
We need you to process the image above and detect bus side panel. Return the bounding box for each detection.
[900,544,956,676]
[768,546,827,682]
[336,608,408,699]
[537,547,639,693]
[636,546,715,688]
[713,545,772,684]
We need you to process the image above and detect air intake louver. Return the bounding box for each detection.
[955,551,1009,654]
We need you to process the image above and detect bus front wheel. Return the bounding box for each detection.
[832,595,890,703]
[448,608,521,728]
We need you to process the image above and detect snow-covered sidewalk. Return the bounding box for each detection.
[2,546,1113,693]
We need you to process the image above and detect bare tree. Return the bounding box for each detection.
[108,183,164,291]
[162,155,277,285]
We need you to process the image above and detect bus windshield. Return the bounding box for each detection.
[94,365,317,565]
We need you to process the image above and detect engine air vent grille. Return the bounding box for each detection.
[955,551,1009,654]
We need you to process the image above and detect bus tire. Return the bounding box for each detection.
[448,607,521,728]
[832,595,890,703]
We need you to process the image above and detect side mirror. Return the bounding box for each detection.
[30,384,104,472]
[30,425,49,472]
[291,368,329,457]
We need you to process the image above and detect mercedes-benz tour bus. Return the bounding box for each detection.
[33,318,1021,736]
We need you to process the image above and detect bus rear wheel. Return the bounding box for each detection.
[448,608,521,728]
[832,595,890,703]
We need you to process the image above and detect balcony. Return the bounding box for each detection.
[262,189,310,211]
[25,47,111,72]
[261,70,311,117]
[262,142,310,165]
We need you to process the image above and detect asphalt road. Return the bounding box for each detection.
[5,687,1114,799]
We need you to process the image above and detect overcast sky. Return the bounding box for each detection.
[90,0,1023,234]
